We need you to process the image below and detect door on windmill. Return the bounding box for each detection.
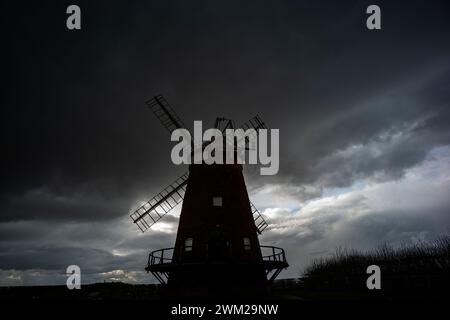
[209,227,230,261]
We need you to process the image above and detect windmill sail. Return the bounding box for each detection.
[240,115,267,131]
[130,172,189,232]
[146,95,186,134]
[240,115,269,233]
[250,201,269,234]
[234,115,268,150]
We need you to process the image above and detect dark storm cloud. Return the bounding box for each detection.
[0,186,130,221]
[1,0,450,282]
[0,243,149,274]
[2,0,449,222]
[250,60,450,192]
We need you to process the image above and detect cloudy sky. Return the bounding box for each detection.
[1,0,450,285]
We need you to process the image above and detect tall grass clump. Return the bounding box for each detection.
[304,235,450,278]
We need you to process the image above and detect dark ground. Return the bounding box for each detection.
[0,277,447,301]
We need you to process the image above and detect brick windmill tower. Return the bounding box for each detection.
[129,95,288,296]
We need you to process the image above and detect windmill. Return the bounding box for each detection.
[129,95,288,295]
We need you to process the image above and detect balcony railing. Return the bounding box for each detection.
[146,245,288,284]
[260,246,287,263]
[147,247,174,266]
[147,245,287,267]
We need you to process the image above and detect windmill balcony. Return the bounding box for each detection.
[145,245,288,284]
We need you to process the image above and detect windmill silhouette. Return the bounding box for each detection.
[129,95,288,296]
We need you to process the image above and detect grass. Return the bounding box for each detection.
[303,235,450,278]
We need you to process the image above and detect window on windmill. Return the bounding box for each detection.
[243,237,251,250]
[212,196,222,207]
[185,237,193,252]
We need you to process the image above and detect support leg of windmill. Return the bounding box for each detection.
[129,95,288,297]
